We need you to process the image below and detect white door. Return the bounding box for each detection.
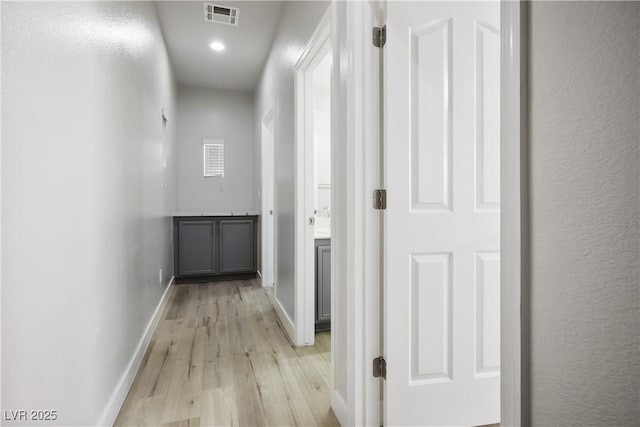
[384,2,500,425]
[262,109,276,288]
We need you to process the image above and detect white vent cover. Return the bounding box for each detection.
[203,139,225,178]
[204,3,239,26]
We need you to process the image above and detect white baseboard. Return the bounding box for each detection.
[331,390,348,427]
[96,276,175,426]
[256,270,264,287]
[273,296,296,345]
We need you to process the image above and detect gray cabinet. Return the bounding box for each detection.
[219,220,255,274]
[174,216,257,279]
[177,220,216,276]
[315,238,331,330]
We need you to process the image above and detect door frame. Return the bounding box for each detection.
[293,9,332,346]
[500,1,530,425]
[261,101,277,290]
[331,0,381,424]
[335,0,529,425]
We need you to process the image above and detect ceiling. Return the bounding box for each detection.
[155,1,285,92]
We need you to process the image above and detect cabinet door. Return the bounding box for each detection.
[177,220,216,276]
[219,220,255,274]
[316,244,331,324]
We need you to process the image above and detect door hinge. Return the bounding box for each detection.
[373,356,386,379]
[373,25,386,48]
[373,189,387,210]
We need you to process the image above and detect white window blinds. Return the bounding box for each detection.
[203,139,225,178]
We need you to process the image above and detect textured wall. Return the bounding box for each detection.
[529,2,640,425]
[1,2,178,425]
[253,0,330,320]
[176,86,256,213]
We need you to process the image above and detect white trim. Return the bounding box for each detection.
[261,101,277,290]
[332,1,380,425]
[331,390,349,427]
[96,276,175,426]
[273,296,296,345]
[294,8,332,347]
[353,1,381,425]
[501,1,529,425]
[345,1,368,425]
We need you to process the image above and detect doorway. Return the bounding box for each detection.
[294,10,332,346]
[379,1,503,425]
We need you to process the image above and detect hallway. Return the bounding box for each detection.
[115,280,338,427]
[3,1,640,425]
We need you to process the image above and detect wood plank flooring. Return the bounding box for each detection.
[115,279,339,427]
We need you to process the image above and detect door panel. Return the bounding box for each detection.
[178,220,215,276]
[316,242,331,325]
[475,22,501,211]
[384,2,500,425]
[410,19,452,211]
[219,220,255,273]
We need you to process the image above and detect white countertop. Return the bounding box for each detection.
[173,211,260,217]
[314,230,331,239]
[314,216,331,239]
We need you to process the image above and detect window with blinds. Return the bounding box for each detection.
[203,139,225,178]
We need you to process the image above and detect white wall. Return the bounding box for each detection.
[529,2,640,425]
[176,87,256,213]
[1,2,178,425]
[254,0,330,320]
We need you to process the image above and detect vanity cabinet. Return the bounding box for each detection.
[174,216,257,279]
[315,238,331,330]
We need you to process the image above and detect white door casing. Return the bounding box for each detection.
[262,104,276,289]
[294,10,331,346]
[384,2,501,425]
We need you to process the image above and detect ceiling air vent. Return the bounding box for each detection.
[204,3,239,26]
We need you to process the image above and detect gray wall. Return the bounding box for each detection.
[1,2,178,425]
[254,0,330,320]
[529,2,640,425]
[177,86,256,213]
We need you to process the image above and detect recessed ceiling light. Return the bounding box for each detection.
[209,41,225,51]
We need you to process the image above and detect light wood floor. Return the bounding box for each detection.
[115,279,339,427]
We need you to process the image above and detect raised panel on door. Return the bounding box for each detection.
[316,242,331,325]
[475,21,501,211]
[475,251,500,376]
[178,220,216,276]
[384,2,500,426]
[219,220,255,274]
[410,253,452,382]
